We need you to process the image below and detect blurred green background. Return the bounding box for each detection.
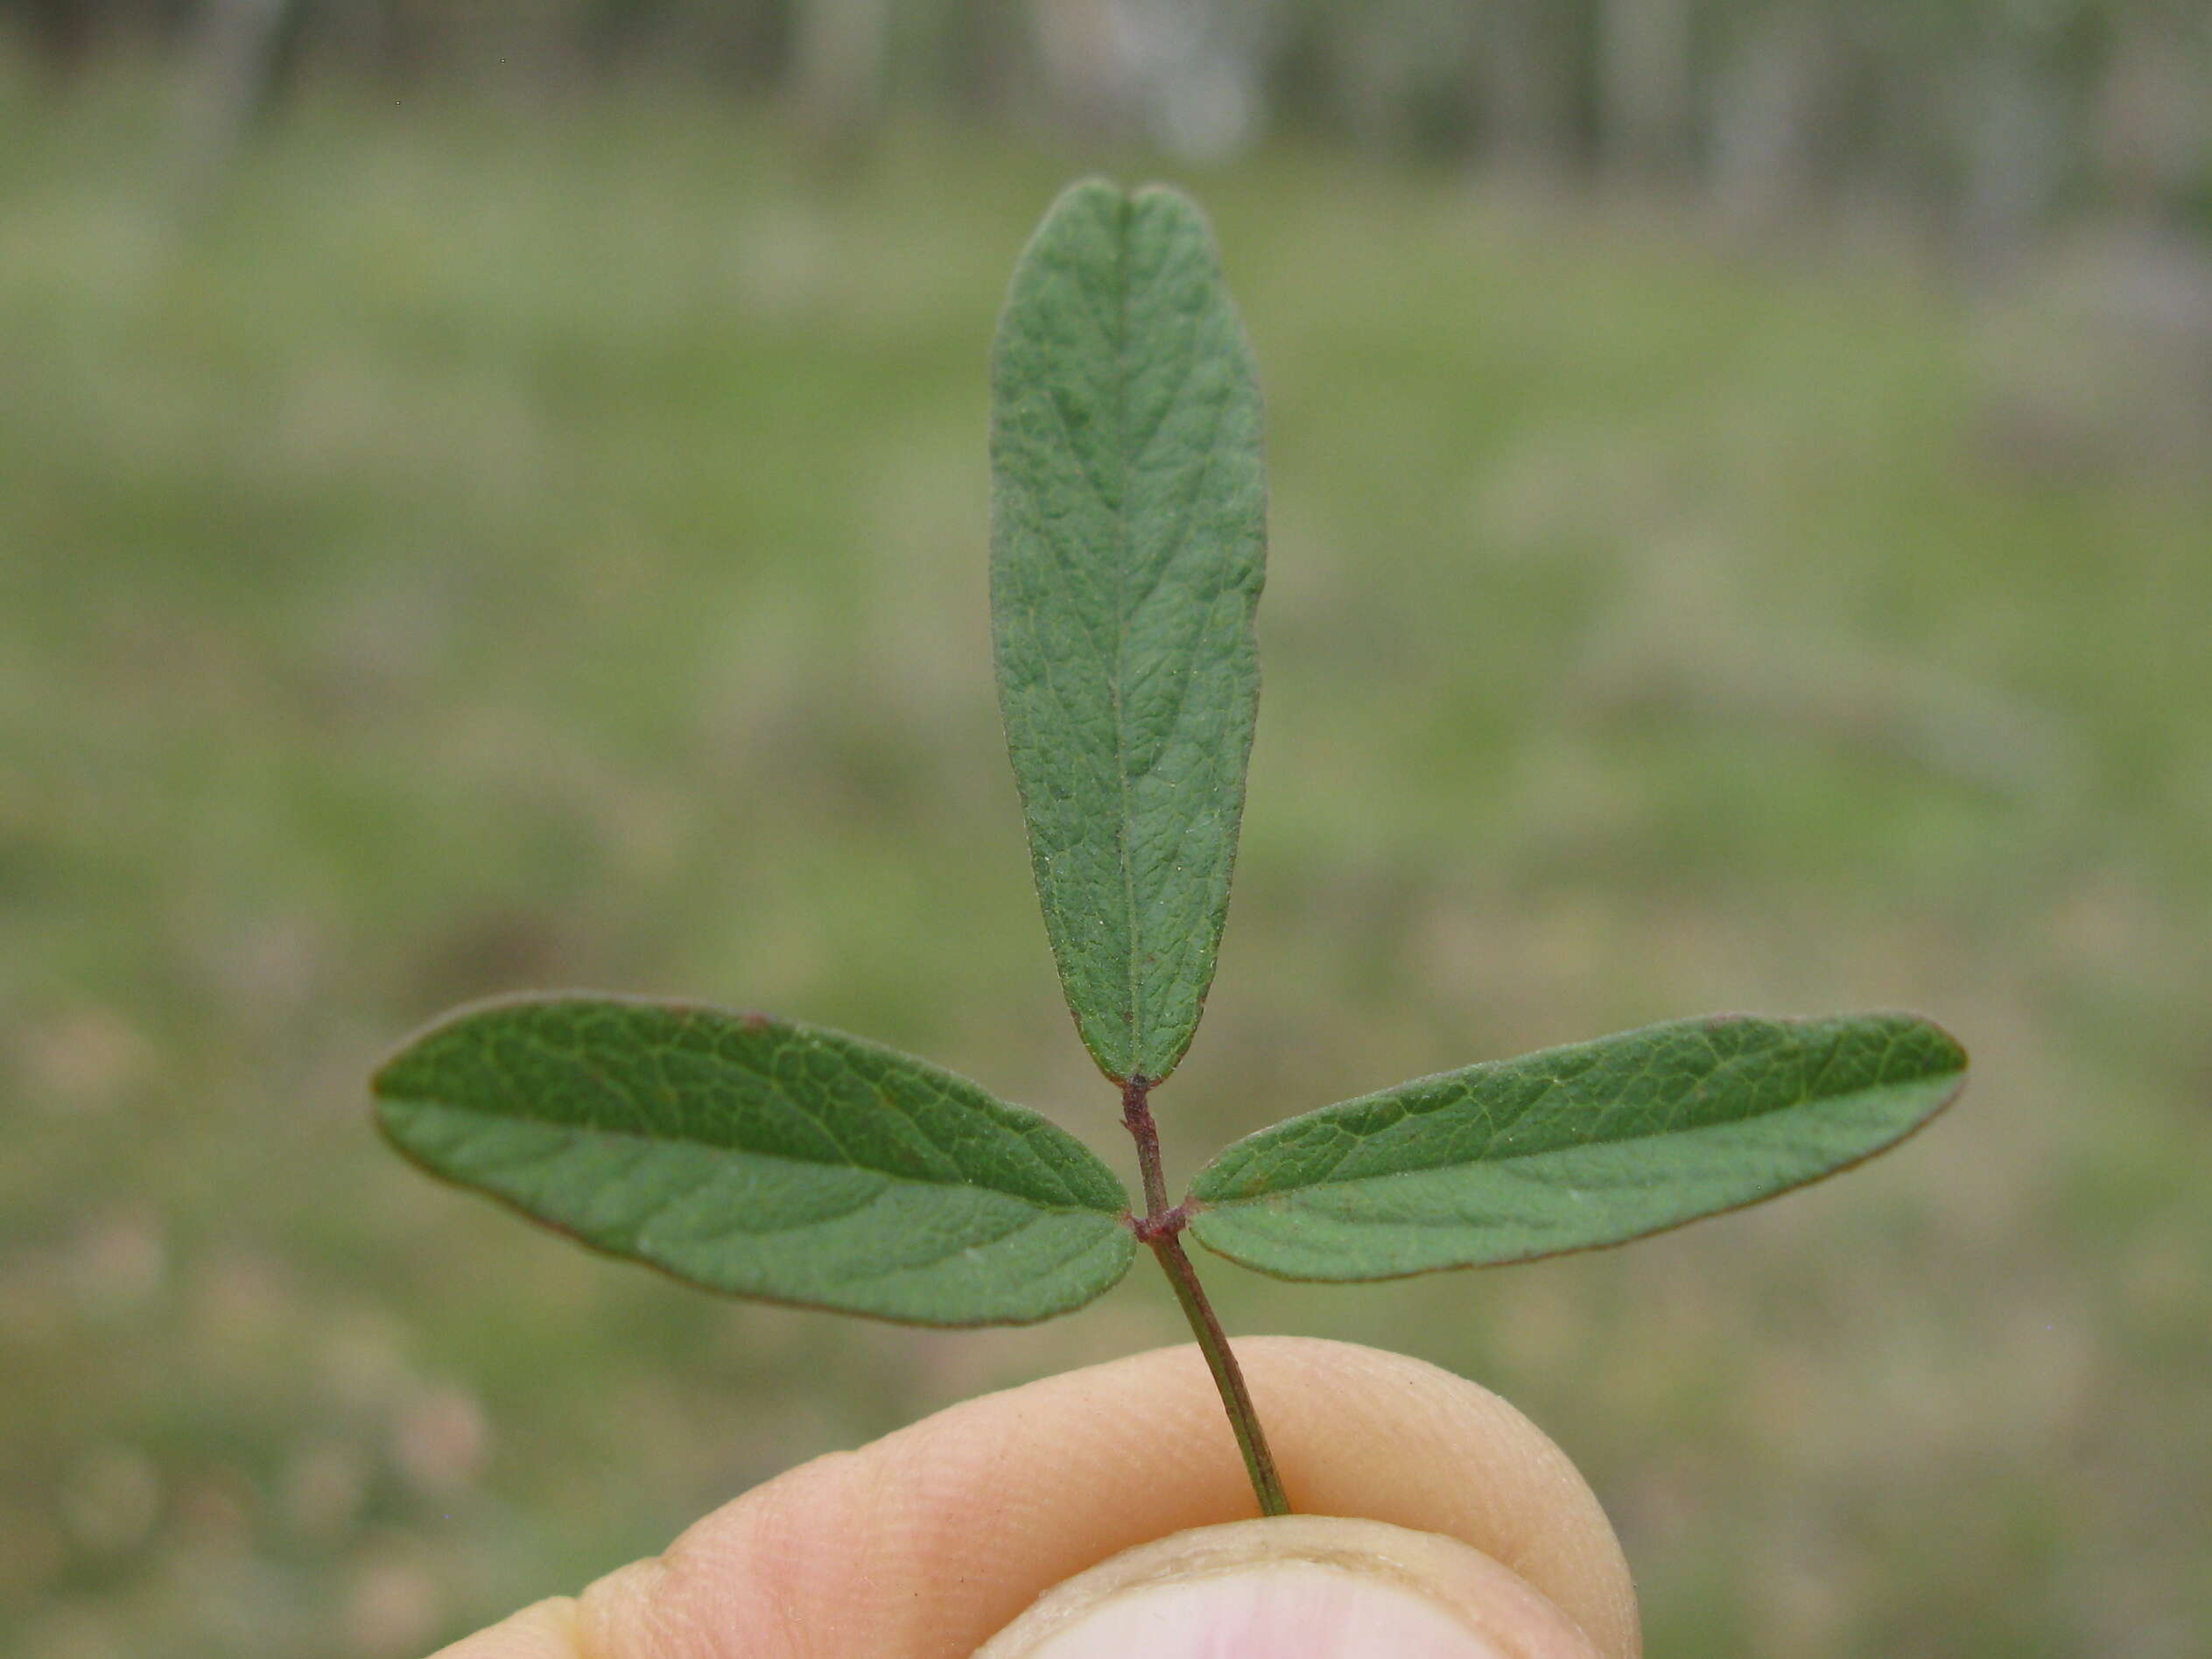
[4,5,2211,1655]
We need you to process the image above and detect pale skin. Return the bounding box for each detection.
[437,1337,1640,1659]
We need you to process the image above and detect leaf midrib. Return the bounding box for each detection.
[1211,1055,1950,1201]
[1107,188,1143,1081]
[383,1094,1126,1220]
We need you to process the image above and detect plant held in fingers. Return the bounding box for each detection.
[373,179,1968,1518]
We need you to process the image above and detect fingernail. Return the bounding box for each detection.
[977,1517,1547,1659]
[1011,1558,1506,1658]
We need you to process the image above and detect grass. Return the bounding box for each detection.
[4,60,2210,1658]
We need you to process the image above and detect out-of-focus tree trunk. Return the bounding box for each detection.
[2082,8,2212,401]
[1320,4,1480,160]
[13,0,101,70]
[169,0,296,216]
[944,0,1026,122]
[1710,4,1847,224]
[2094,10,2210,223]
[1597,0,1693,180]
[1475,0,1577,183]
[1029,0,1135,138]
[1957,43,2063,264]
[791,0,889,172]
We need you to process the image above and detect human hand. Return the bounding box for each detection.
[439,1337,1638,1658]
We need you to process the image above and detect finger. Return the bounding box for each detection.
[439,1336,1637,1659]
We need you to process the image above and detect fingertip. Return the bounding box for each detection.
[431,1594,582,1658]
[1228,1339,1638,1657]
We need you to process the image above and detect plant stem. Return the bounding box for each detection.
[1120,1074,1172,1218]
[1122,1078,1291,1517]
[1148,1228,1290,1515]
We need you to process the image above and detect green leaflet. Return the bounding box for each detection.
[1187,1013,1966,1280]
[990,179,1266,1086]
[374,996,1135,1326]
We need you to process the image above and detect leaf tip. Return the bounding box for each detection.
[1127,179,1209,227]
[1037,174,1130,234]
[1919,1014,1970,1076]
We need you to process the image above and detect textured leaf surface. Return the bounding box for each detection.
[375,997,1135,1325]
[990,179,1266,1086]
[1188,1014,1966,1280]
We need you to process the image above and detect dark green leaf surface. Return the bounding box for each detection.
[374,997,1135,1325]
[1187,1013,1966,1280]
[990,179,1266,1086]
